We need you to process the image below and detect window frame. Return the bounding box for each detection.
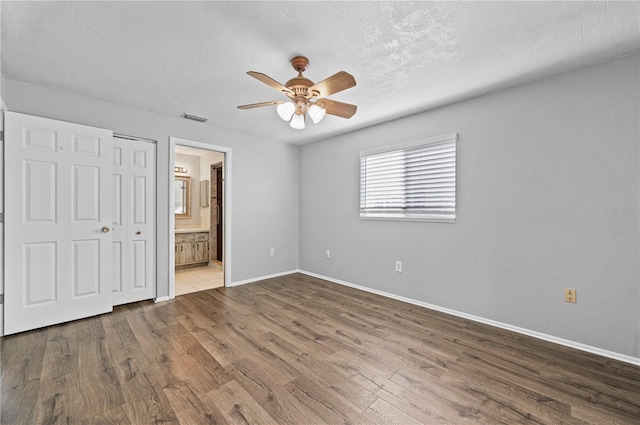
[359,133,458,223]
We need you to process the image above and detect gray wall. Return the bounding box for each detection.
[299,53,640,358]
[3,78,300,296]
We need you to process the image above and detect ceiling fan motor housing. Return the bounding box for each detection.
[286,56,318,99]
[285,77,314,96]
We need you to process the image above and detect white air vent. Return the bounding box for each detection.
[181,113,208,122]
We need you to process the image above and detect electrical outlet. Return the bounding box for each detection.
[269,248,275,256]
[395,260,403,273]
[325,250,330,258]
[564,288,576,303]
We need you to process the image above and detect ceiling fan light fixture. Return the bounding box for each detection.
[276,101,295,121]
[290,110,305,130]
[238,55,357,130]
[308,103,326,124]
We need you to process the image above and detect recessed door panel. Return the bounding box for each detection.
[113,174,123,226]
[112,241,123,294]
[24,160,57,223]
[113,147,122,166]
[73,239,100,297]
[73,165,100,222]
[24,127,57,151]
[72,134,100,157]
[24,242,57,306]
[132,149,146,167]
[132,176,146,225]
[132,240,146,289]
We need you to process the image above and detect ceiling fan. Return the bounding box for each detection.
[237,56,357,130]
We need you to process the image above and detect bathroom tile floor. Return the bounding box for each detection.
[175,264,224,295]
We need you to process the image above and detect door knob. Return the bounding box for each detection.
[136,231,141,235]
[101,226,111,233]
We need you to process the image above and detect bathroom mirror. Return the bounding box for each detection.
[175,176,191,219]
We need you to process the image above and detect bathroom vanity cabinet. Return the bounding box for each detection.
[175,231,209,266]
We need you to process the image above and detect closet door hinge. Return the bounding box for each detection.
[0,294,4,305]
[0,212,3,223]
[0,130,4,141]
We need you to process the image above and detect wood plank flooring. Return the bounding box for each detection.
[2,273,639,424]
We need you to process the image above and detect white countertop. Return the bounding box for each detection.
[175,228,209,234]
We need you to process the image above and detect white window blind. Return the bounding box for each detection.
[360,133,457,222]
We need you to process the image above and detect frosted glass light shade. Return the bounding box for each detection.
[276,102,295,121]
[290,112,305,129]
[308,103,326,124]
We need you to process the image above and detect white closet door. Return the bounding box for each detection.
[112,136,156,305]
[4,111,113,334]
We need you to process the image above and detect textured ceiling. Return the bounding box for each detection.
[1,1,639,145]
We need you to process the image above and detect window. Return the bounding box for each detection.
[360,133,457,222]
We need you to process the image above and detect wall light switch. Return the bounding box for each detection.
[325,250,330,258]
[270,248,275,256]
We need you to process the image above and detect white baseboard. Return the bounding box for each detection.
[154,296,170,303]
[298,270,640,366]
[229,269,301,287]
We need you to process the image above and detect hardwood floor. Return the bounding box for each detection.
[2,273,639,424]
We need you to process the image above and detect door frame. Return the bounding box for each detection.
[0,109,5,335]
[168,137,232,298]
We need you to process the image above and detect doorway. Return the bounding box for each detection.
[170,141,229,297]
[210,162,224,264]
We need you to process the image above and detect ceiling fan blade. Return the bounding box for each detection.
[309,71,356,98]
[319,99,357,119]
[247,71,293,95]
[237,100,284,109]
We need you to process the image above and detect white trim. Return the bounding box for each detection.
[154,296,170,303]
[298,270,640,366]
[0,109,4,337]
[169,137,232,299]
[359,132,458,157]
[360,214,455,223]
[229,269,301,287]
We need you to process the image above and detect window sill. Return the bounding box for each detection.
[359,214,456,223]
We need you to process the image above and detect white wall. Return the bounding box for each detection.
[299,53,640,360]
[3,78,300,296]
